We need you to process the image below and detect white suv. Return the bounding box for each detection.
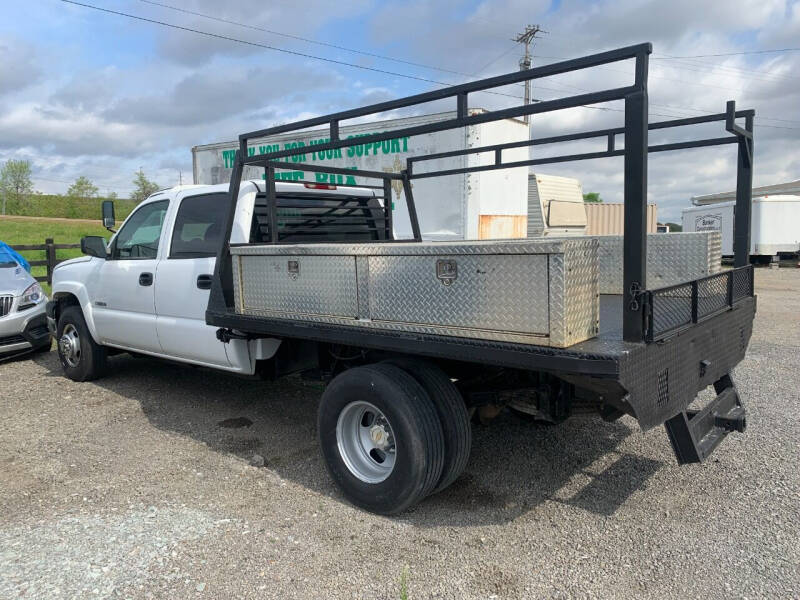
[0,260,49,357]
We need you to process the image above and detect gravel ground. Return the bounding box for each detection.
[1,268,798,599]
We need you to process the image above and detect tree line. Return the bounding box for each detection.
[0,159,162,215]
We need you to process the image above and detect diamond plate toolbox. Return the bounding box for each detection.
[230,238,599,348]
[596,232,721,294]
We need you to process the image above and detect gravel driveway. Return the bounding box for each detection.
[1,269,798,599]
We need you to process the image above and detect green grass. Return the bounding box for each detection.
[0,218,110,292]
[399,567,409,600]
[7,194,139,220]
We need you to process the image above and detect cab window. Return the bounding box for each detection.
[169,193,228,258]
[112,200,169,260]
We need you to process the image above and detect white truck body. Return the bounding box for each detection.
[192,110,530,241]
[682,195,800,257]
[526,173,587,237]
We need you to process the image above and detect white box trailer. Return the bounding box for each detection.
[682,195,800,259]
[526,173,587,237]
[192,110,530,241]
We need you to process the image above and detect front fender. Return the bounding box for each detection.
[52,281,101,344]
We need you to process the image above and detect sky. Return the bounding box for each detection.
[0,0,798,221]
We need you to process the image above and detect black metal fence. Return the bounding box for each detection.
[646,265,754,341]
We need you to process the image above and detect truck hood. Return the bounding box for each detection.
[0,263,38,296]
[53,255,93,271]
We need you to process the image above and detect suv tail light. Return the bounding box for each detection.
[303,183,337,190]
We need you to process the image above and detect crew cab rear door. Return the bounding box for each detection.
[154,191,231,367]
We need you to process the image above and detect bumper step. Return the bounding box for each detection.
[664,373,746,464]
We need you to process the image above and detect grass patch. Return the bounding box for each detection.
[7,194,139,220]
[399,566,409,600]
[0,218,110,292]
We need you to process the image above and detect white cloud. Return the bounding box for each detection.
[0,1,797,214]
[0,39,42,96]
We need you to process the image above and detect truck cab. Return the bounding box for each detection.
[47,180,385,379]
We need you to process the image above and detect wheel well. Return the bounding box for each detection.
[52,293,81,323]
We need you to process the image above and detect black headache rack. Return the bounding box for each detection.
[249,186,390,244]
[207,42,756,463]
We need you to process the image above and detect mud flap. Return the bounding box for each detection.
[664,373,746,464]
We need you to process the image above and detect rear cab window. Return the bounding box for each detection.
[170,193,229,258]
[249,190,388,244]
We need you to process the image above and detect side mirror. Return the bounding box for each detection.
[101,200,116,230]
[81,236,107,259]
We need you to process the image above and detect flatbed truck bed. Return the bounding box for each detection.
[201,42,757,512]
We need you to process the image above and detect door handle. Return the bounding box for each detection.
[139,272,153,286]
[196,274,212,290]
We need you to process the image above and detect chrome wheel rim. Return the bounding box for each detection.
[59,324,81,368]
[336,401,396,483]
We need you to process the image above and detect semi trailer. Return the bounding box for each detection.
[682,195,800,262]
[48,43,757,515]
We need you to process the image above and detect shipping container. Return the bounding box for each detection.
[682,195,800,259]
[584,202,657,235]
[192,110,530,241]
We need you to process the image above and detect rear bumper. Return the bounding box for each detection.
[618,296,756,431]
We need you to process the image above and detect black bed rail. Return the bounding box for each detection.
[215,41,756,344]
[645,265,755,342]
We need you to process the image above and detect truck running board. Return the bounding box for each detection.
[664,373,746,464]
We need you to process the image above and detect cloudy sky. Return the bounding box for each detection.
[1,0,798,220]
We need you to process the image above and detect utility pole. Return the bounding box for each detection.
[179,170,183,186]
[514,24,546,124]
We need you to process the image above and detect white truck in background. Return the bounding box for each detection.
[682,195,800,262]
[192,110,531,241]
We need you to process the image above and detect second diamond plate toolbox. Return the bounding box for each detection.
[595,232,722,294]
[230,238,599,348]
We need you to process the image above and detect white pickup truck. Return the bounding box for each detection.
[47,181,377,379]
[47,44,757,515]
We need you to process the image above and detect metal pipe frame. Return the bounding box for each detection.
[220,41,755,344]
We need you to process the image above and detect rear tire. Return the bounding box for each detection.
[317,363,444,514]
[56,306,107,382]
[383,358,471,494]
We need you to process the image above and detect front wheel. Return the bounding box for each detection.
[56,306,107,381]
[317,363,444,515]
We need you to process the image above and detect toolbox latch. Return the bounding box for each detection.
[436,259,458,286]
[288,260,300,279]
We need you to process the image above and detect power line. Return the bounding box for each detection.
[60,1,800,132]
[474,43,519,76]
[61,0,533,102]
[61,0,457,86]
[654,56,794,85]
[135,0,475,79]
[532,53,800,126]
[654,48,800,59]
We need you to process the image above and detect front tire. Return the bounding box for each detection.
[318,363,444,514]
[56,306,107,381]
